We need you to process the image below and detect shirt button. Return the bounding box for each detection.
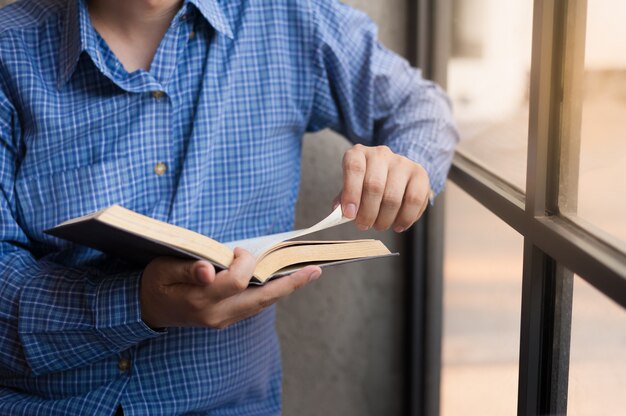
[118,358,131,373]
[154,162,167,176]
[189,30,196,40]
[152,90,165,100]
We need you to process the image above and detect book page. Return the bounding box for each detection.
[224,206,352,257]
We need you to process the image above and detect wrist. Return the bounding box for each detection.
[139,270,161,330]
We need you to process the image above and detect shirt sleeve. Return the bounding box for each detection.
[306,0,459,196]
[0,88,163,377]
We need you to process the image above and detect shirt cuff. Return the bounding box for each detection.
[94,270,165,352]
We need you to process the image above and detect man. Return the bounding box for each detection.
[0,0,457,414]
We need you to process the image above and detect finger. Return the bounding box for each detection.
[412,166,431,222]
[373,166,408,231]
[356,151,389,230]
[192,261,216,285]
[220,266,322,325]
[415,168,432,222]
[393,175,429,232]
[341,147,366,219]
[415,187,431,220]
[332,191,341,211]
[211,247,257,299]
[160,258,215,286]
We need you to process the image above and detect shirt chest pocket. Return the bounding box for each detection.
[15,158,159,247]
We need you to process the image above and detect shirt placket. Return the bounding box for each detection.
[145,9,197,222]
[139,86,175,223]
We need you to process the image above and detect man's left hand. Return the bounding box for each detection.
[334,144,431,232]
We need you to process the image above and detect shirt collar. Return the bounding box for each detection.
[57,0,233,89]
[188,0,234,39]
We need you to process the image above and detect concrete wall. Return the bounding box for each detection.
[280,1,409,415]
[0,0,410,414]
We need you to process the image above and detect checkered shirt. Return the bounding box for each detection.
[0,0,457,414]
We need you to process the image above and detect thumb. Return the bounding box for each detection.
[192,260,216,285]
[176,260,216,286]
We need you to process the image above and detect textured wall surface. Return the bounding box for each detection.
[0,1,410,414]
[280,1,409,415]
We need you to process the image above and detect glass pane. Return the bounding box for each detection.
[441,182,524,415]
[568,275,626,415]
[577,1,626,244]
[447,0,533,191]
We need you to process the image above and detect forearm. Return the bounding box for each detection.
[307,0,459,197]
[376,73,458,197]
[1,248,162,377]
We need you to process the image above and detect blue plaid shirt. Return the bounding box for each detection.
[0,0,457,414]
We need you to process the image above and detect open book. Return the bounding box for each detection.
[45,205,398,285]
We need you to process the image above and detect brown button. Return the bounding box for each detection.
[118,358,131,372]
[154,162,167,176]
[152,90,165,100]
[189,31,196,40]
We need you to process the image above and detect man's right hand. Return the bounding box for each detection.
[140,248,322,330]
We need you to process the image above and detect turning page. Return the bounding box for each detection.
[224,206,352,257]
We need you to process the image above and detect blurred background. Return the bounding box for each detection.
[444,0,626,415]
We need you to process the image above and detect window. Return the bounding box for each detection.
[448,0,533,190]
[568,274,626,415]
[412,0,626,414]
[573,0,626,246]
[442,182,523,415]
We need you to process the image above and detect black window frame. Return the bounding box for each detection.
[407,0,626,415]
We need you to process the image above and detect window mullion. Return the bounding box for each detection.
[519,0,570,414]
[558,0,587,214]
[548,264,574,414]
[407,1,451,415]
[525,0,560,216]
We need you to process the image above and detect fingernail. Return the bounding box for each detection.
[309,269,321,281]
[357,223,369,231]
[394,226,405,233]
[344,203,357,218]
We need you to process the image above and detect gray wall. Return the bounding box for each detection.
[0,0,411,414]
[280,1,409,415]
